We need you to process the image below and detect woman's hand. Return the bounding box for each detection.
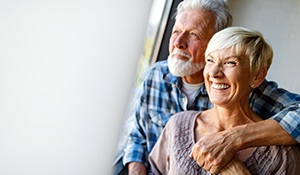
[221,157,251,175]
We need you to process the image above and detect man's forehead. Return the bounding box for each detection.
[175,11,213,30]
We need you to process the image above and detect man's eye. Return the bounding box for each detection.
[189,32,200,39]
[206,58,214,63]
[172,30,179,35]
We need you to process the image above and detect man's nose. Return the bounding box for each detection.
[174,33,187,49]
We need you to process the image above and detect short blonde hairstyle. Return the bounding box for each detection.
[205,27,273,74]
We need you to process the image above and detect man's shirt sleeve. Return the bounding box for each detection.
[250,79,300,143]
[122,76,150,166]
[122,63,166,167]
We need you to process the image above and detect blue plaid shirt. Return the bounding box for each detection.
[122,60,300,169]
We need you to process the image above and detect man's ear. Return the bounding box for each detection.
[251,67,267,88]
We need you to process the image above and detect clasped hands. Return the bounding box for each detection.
[189,129,242,174]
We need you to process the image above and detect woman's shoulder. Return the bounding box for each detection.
[166,110,201,131]
[170,110,201,122]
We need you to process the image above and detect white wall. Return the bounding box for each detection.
[228,0,300,93]
[0,0,152,174]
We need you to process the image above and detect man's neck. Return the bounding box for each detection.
[182,70,204,84]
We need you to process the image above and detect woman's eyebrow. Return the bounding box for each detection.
[207,54,240,60]
[223,55,240,60]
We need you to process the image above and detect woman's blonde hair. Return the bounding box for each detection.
[205,26,273,74]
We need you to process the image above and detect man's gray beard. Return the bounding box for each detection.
[167,55,204,77]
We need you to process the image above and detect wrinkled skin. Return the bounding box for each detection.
[189,128,242,174]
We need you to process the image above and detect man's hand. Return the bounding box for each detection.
[189,119,297,174]
[189,127,243,174]
[128,162,147,175]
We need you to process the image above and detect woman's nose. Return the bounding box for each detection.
[208,65,223,77]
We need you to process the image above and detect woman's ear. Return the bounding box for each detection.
[251,67,267,88]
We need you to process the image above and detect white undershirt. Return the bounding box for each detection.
[181,80,203,108]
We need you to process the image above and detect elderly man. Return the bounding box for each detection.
[116,0,300,174]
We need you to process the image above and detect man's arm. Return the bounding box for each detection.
[122,84,149,173]
[128,162,147,175]
[123,65,162,174]
[190,119,297,174]
[190,80,300,174]
[122,103,149,173]
[250,80,300,143]
[237,119,297,148]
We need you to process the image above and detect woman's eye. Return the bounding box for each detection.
[224,61,237,66]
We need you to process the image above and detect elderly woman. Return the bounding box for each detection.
[148,27,300,175]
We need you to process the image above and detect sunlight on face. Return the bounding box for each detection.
[204,48,253,106]
[168,10,216,77]
[168,53,205,76]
